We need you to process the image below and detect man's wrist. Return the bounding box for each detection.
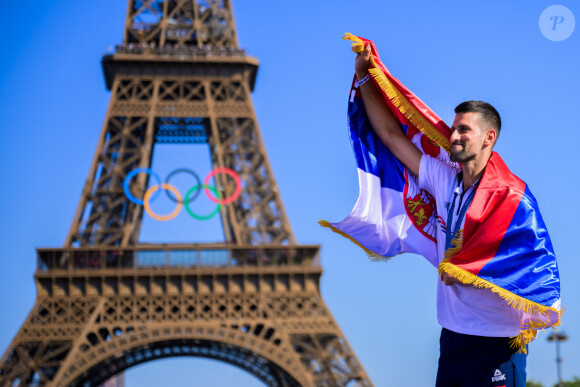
[354,73,371,89]
[355,70,369,81]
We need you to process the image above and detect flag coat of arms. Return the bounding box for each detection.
[320,33,562,351]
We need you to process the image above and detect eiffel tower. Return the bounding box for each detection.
[0,1,372,386]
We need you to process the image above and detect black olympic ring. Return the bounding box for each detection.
[164,168,202,204]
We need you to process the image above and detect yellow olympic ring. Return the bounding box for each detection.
[143,183,182,221]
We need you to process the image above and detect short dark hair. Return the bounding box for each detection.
[454,100,501,139]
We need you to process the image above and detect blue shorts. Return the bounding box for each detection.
[436,328,527,387]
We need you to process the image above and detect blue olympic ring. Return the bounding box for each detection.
[123,168,162,205]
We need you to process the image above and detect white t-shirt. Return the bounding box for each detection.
[419,154,524,337]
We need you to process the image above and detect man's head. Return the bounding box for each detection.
[449,101,501,163]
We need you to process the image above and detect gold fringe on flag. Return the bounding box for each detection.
[342,33,365,53]
[317,220,394,262]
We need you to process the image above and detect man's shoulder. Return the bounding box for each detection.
[419,154,461,195]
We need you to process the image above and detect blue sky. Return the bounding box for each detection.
[0,1,578,386]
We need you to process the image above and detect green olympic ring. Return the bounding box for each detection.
[184,184,222,220]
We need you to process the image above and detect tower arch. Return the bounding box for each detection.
[64,333,302,386]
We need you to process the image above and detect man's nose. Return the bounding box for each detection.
[450,130,459,143]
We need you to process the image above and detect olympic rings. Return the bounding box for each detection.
[123,167,241,221]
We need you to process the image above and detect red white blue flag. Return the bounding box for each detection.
[320,33,562,350]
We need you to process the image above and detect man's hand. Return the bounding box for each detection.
[355,44,372,80]
[440,272,465,286]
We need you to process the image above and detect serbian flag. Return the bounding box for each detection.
[319,33,562,351]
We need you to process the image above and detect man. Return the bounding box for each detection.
[354,43,527,386]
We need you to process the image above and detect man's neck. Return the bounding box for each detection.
[461,153,491,191]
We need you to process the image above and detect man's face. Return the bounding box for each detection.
[449,112,488,163]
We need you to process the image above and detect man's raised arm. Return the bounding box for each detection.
[355,45,421,177]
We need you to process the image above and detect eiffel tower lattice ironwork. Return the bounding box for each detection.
[0,1,373,386]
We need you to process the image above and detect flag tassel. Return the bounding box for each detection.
[318,220,394,262]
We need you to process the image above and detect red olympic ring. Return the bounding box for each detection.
[204,167,242,205]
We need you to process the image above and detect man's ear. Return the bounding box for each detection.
[484,128,497,147]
